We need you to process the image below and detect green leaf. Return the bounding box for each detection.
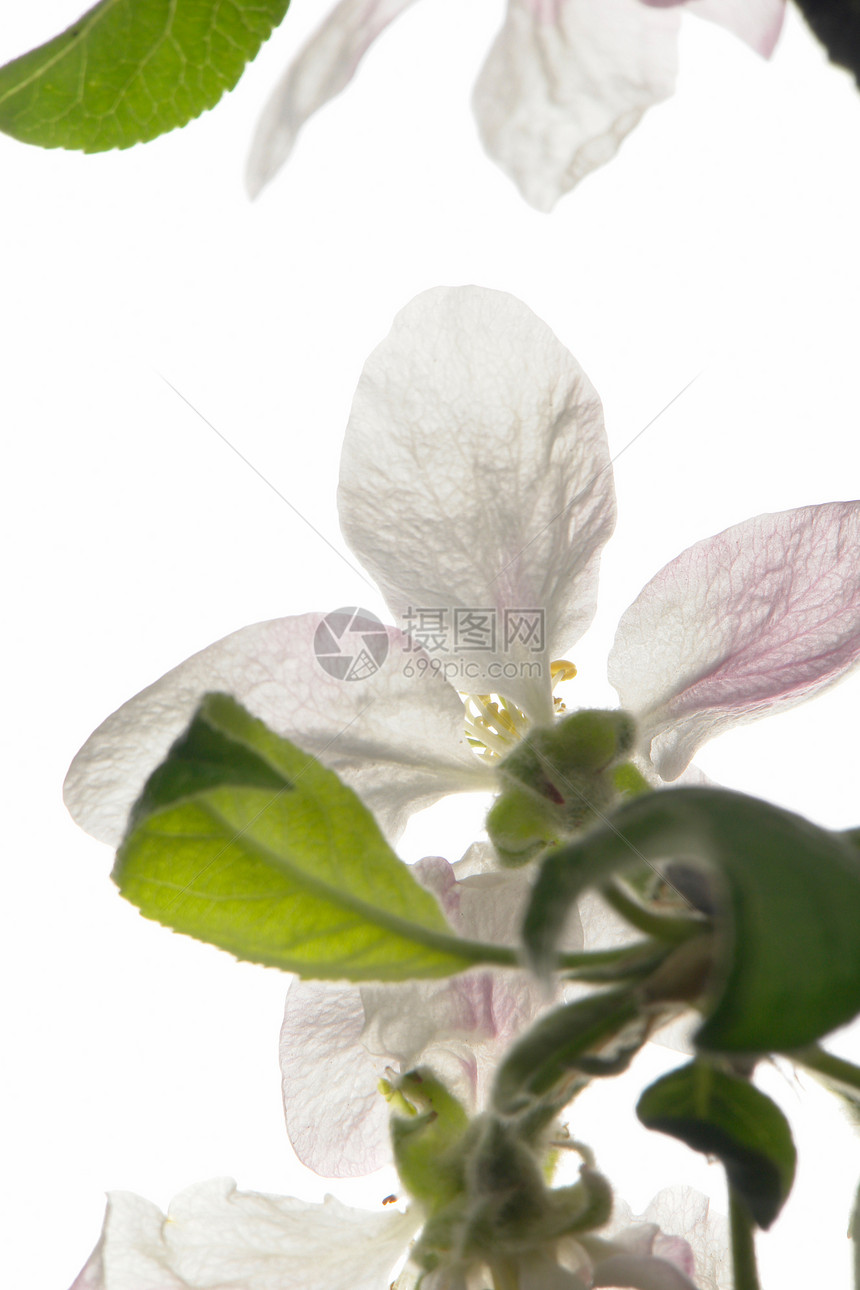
[491,989,646,1119]
[115,692,500,981]
[637,1061,796,1229]
[524,787,860,1052]
[793,0,860,87]
[0,0,290,152]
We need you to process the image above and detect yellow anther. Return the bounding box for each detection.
[551,659,577,684]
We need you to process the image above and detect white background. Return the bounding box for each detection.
[2,1,860,1285]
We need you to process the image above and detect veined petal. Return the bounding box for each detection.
[64,613,490,848]
[636,1188,730,1290]
[638,0,785,57]
[608,503,860,780]
[70,1178,417,1290]
[246,0,419,197]
[339,286,616,722]
[280,848,558,1177]
[472,0,680,211]
[594,1187,728,1290]
[280,980,393,1177]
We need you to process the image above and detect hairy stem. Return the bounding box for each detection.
[791,1044,860,1096]
[600,878,707,943]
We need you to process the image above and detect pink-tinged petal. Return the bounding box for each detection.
[339,286,616,722]
[64,613,491,848]
[592,1254,699,1289]
[246,0,419,197]
[472,0,680,211]
[70,1179,417,1290]
[638,1188,730,1290]
[638,0,785,57]
[608,502,860,780]
[280,980,392,1177]
[602,1188,730,1290]
[280,849,561,1177]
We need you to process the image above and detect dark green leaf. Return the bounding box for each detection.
[0,0,290,152]
[524,787,860,1052]
[637,1061,796,1229]
[115,693,500,981]
[492,988,647,1118]
[793,0,860,87]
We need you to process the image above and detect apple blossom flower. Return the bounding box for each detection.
[65,285,860,861]
[279,843,560,1177]
[69,1175,726,1290]
[246,0,786,210]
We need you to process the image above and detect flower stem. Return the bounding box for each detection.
[489,1257,519,1290]
[790,1044,860,1097]
[729,1188,762,1290]
[557,940,670,982]
[600,879,707,944]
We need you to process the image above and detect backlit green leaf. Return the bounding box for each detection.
[637,1061,796,1229]
[115,693,503,981]
[0,0,290,152]
[524,787,860,1052]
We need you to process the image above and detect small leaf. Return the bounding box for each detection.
[524,787,860,1052]
[0,0,290,152]
[793,0,860,87]
[492,988,647,1118]
[637,1061,796,1229]
[115,693,491,981]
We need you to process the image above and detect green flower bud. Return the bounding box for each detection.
[489,711,641,856]
[485,786,561,867]
[388,1068,470,1213]
[539,709,636,776]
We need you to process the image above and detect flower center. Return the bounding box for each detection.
[462,660,577,761]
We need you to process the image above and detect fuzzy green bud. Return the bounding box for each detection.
[389,1068,470,1213]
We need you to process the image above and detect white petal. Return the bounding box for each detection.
[64,613,490,847]
[280,851,555,1177]
[246,0,419,197]
[339,286,616,721]
[639,0,785,56]
[280,979,393,1177]
[472,0,680,211]
[608,502,860,780]
[71,1179,417,1290]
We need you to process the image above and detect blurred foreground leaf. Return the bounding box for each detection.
[524,787,860,1052]
[794,0,860,86]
